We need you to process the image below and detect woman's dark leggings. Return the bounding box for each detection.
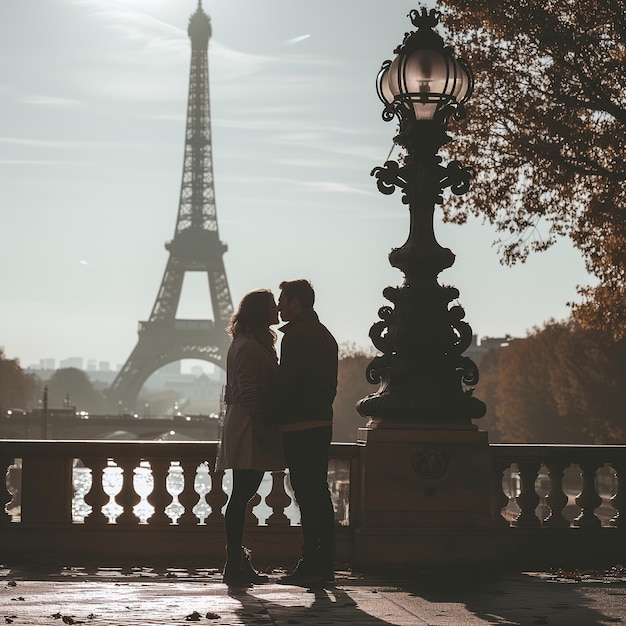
[224,469,264,555]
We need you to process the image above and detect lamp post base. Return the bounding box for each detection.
[356,424,491,532]
[358,390,486,426]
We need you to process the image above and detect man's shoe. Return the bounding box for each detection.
[320,568,335,584]
[317,554,335,584]
[278,559,324,587]
[222,568,252,587]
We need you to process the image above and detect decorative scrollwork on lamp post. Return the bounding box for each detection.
[357,8,486,426]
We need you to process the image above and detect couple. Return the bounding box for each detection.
[216,279,339,587]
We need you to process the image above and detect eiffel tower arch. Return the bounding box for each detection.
[108,1,233,411]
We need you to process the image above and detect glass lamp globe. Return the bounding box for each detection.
[378,45,472,121]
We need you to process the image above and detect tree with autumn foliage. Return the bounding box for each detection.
[478,321,626,443]
[46,367,105,413]
[332,344,375,442]
[437,0,626,337]
[0,348,38,411]
[469,347,503,440]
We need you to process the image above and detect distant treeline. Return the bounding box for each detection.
[3,323,625,444]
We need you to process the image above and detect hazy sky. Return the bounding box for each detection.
[1,0,591,371]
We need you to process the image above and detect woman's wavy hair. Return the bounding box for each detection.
[227,289,277,350]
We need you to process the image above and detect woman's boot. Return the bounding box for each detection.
[223,546,268,586]
[240,546,269,583]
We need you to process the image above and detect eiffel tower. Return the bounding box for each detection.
[108,1,233,411]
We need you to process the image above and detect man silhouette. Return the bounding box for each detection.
[275,279,338,586]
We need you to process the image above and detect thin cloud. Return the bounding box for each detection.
[71,0,185,52]
[210,40,287,78]
[145,113,185,122]
[271,131,383,162]
[213,116,305,132]
[70,0,316,70]
[297,180,371,195]
[23,96,82,107]
[219,174,371,196]
[213,114,383,164]
[0,137,95,148]
[0,160,75,165]
[282,34,311,45]
[214,116,355,137]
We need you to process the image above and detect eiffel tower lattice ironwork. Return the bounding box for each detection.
[108,1,233,411]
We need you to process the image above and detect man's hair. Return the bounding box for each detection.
[279,279,315,308]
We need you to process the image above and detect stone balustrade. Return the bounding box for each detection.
[0,440,357,567]
[491,444,623,529]
[0,440,623,568]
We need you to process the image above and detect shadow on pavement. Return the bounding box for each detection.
[230,584,394,626]
[404,571,626,626]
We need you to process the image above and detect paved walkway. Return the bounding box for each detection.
[1,565,625,625]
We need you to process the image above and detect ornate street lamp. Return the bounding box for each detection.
[358,8,486,426]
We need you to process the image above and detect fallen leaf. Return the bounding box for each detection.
[185,611,202,621]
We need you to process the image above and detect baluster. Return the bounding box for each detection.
[347,455,359,527]
[266,470,291,526]
[82,457,109,525]
[206,468,227,527]
[573,460,602,529]
[609,460,624,529]
[513,460,541,528]
[148,458,173,525]
[1,455,15,526]
[544,460,570,528]
[178,458,202,525]
[21,456,73,525]
[192,462,212,523]
[491,457,511,528]
[116,458,140,525]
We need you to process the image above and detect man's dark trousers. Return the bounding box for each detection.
[283,425,335,568]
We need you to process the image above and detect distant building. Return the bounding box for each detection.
[27,357,224,415]
[465,335,512,365]
[60,357,83,370]
[160,362,181,375]
[164,373,221,406]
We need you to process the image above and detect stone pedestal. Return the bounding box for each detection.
[354,423,492,567]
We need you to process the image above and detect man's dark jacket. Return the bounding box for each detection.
[276,308,338,427]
